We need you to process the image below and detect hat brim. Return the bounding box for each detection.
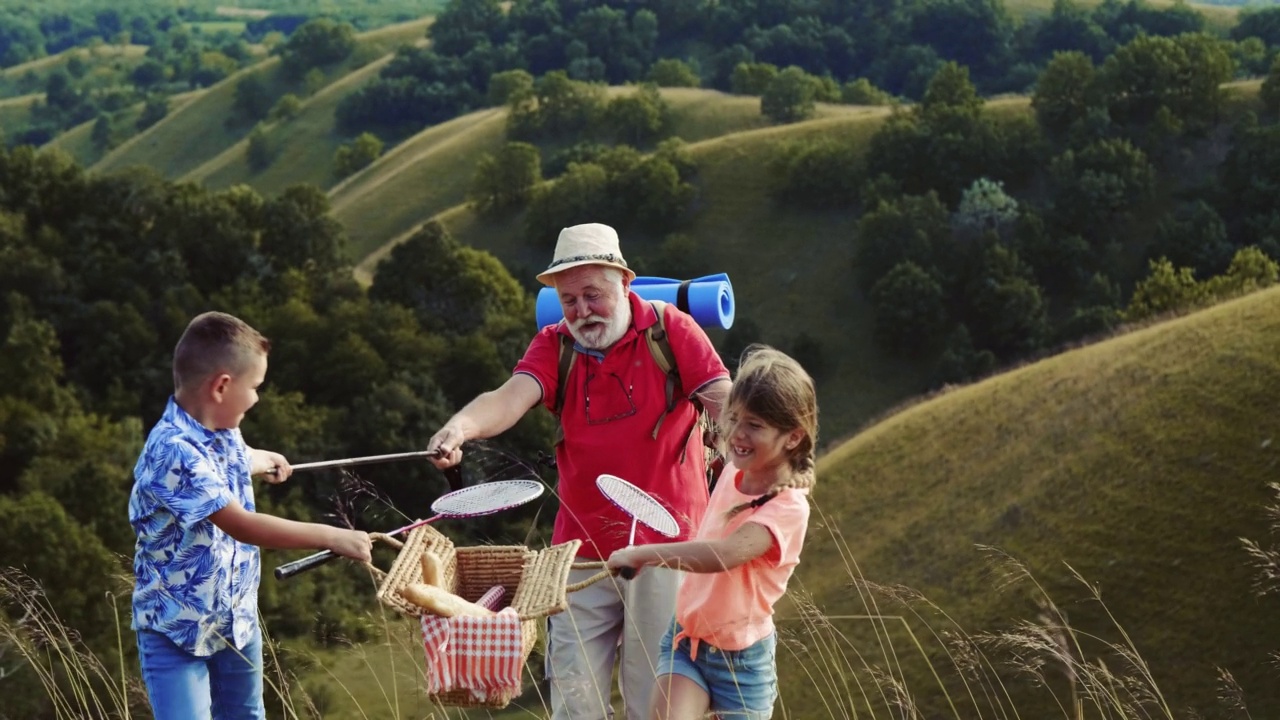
[536,259,637,287]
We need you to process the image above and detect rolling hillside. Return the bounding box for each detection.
[345,88,875,282]
[45,89,205,168]
[0,44,151,98]
[1009,0,1239,30]
[182,29,433,196]
[90,17,433,180]
[779,285,1280,718]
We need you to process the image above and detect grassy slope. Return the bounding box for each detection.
[0,93,37,137]
[182,26,433,196]
[346,88,871,282]
[0,44,150,97]
[781,286,1280,718]
[90,18,432,180]
[1008,0,1238,31]
[45,90,204,168]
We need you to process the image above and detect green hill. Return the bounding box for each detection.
[90,17,433,180]
[0,93,38,137]
[182,27,433,196]
[1007,0,1239,31]
[781,285,1280,718]
[45,89,205,168]
[345,88,874,282]
[0,44,150,98]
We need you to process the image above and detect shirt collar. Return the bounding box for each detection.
[164,396,232,447]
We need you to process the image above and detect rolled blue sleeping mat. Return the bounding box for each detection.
[536,273,736,330]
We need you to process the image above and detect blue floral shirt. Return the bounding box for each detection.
[129,397,260,657]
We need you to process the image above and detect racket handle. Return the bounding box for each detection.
[618,567,636,580]
[274,549,338,580]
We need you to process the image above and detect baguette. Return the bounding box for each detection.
[419,551,443,587]
[399,583,496,618]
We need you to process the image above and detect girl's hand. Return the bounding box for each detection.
[607,548,645,576]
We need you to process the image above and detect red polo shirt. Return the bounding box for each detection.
[514,292,730,559]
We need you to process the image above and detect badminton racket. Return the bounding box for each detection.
[274,479,545,580]
[595,473,680,579]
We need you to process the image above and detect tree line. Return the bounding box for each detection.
[768,34,1280,387]
[333,0,1274,141]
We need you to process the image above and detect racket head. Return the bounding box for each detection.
[595,474,680,537]
[430,479,545,518]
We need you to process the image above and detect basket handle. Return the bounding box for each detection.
[359,532,404,580]
[565,561,617,593]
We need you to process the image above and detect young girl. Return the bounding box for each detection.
[607,344,817,720]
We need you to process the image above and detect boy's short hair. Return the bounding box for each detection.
[173,312,271,392]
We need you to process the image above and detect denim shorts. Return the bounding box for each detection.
[656,623,778,719]
[137,628,265,720]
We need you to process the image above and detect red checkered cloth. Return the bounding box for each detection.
[420,608,524,700]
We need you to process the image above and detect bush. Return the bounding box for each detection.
[648,58,700,87]
[333,132,384,179]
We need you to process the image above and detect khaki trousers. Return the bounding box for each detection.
[545,565,681,720]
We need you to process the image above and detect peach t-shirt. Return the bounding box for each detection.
[674,462,810,654]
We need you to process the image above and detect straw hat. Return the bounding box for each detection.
[536,223,637,287]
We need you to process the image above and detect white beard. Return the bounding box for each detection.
[569,302,631,350]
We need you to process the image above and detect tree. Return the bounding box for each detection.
[90,114,112,151]
[842,78,893,105]
[954,177,1018,240]
[246,125,272,171]
[1125,257,1205,320]
[1149,201,1233,278]
[488,69,534,106]
[1032,51,1098,139]
[269,93,302,122]
[730,62,778,95]
[369,221,530,338]
[932,324,996,385]
[281,18,356,77]
[258,185,347,272]
[869,261,949,355]
[233,74,272,122]
[1048,138,1155,239]
[468,141,542,214]
[854,192,954,289]
[963,244,1048,358]
[135,94,168,131]
[648,58,700,87]
[606,83,668,144]
[761,66,817,123]
[333,132,384,179]
[1262,55,1280,120]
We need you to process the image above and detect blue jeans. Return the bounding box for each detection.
[657,623,778,719]
[136,628,266,720]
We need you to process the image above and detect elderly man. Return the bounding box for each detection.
[427,223,731,719]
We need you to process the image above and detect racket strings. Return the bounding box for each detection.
[431,480,545,518]
[596,475,681,537]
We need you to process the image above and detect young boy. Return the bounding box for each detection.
[129,311,372,720]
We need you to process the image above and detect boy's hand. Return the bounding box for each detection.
[329,529,373,563]
[252,448,292,482]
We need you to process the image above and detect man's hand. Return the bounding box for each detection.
[426,424,466,469]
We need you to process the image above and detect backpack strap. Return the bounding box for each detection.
[645,300,682,441]
[552,327,576,447]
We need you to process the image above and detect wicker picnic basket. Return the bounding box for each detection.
[365,524,604,709]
